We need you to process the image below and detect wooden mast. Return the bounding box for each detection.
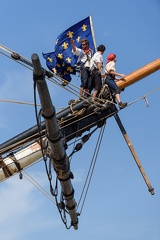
[117,58,160,89]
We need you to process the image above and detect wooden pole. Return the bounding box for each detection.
[117,58,160,89]
[114,113,154,195]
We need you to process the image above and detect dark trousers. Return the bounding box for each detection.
[88,68,102,93]
[80,67,90,89]
[105,78,120,94]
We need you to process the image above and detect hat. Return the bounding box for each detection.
[106,53,116,63]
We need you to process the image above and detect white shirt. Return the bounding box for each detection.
[90,51,103,70]
[105,61,116,75]
[73,47,92,68]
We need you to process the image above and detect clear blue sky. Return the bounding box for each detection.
[0,0,160,240]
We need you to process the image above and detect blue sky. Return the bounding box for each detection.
[0,0,160,239]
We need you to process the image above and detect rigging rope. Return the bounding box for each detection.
[76,123,106,215]
[1,48,160,111]
[0,98,41,106]
[127,86,160,107]
[23,170,56,204]
[0,84,159,156]
[1,49,111,107]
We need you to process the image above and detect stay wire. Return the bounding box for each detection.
[76,123,106,215]
[127,85,160,107]
[2,47,110,107]
[0,51,33,71]
[23,170,56,204]
[0,50,81,106]
[0,97,41,106]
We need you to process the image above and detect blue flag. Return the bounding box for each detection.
[43,16,96,85]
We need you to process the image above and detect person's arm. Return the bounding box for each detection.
[70,39,76,52]
[110,70,125,79]
[97,62,103,73]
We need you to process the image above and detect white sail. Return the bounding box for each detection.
[0,141,42,182]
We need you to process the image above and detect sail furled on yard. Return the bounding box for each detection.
[43,16,96,84]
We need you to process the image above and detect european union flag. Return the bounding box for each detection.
[43,16,96,85]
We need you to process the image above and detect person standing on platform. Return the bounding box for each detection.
[103,53,127,109]
[71,38,93,98]
[89,44,106,101]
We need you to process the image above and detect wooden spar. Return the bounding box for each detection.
[117,58,160,89]
[32,53,78,230]
[114,113,154,195]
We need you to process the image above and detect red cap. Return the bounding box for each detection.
[106,53,116,64]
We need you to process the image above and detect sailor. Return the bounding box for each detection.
[88,44,106,101]
[103,53,127,109]
[70,38,93,98]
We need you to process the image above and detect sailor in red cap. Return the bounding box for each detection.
[103,53,127,109]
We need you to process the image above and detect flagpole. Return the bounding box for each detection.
[89,16,97,52]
